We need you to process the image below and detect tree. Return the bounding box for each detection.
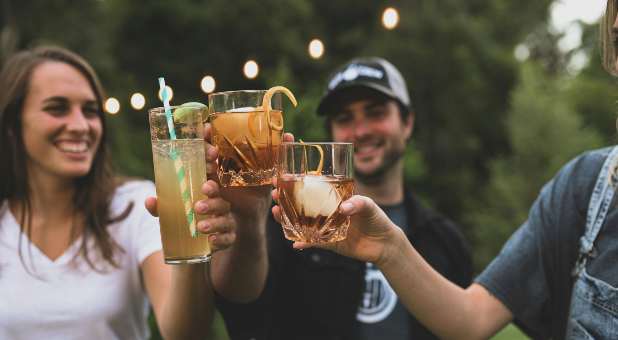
[467,62,603,268]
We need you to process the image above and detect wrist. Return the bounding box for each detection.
[375,225,408,269]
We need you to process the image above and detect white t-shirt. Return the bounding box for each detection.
[0,180,162,340]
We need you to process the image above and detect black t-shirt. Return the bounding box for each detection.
[476,147,618,339]
[355,204,410,340]
[216,188,473,340]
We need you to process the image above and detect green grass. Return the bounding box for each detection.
[492,324,529,340]
[149,309,229,340]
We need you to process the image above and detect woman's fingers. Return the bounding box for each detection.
[145,196,158,217]
[283,132,295,143]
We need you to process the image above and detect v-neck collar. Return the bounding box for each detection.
[0,200,84,267]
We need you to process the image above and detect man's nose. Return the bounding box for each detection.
[353,118,372,138]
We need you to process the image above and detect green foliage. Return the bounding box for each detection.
[466,62,603,268]
[4,0,616,335]
[491,324,529,340]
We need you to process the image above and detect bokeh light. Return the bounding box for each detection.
[308,39,325,59]
[157,85,174,102]
[105,97,120,114]
[243,60,259,79]
[130,93,146,110]
[382,7,400,30]
[201,76,216,93]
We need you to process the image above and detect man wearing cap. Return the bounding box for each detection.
[215,57,473,340]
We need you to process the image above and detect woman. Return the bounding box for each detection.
[274,1,618,339]
[0,46,236,339]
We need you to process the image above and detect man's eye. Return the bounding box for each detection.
[332,115,352,124]
[367,109,386,119]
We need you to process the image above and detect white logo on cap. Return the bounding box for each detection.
[328,64,384,90]
[343,68,359,81]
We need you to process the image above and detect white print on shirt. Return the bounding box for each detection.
[356,262,397,323]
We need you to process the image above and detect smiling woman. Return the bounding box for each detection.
[0,46,231,340]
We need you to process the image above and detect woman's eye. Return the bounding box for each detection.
[44,105,67,115]
[83,107,100,118]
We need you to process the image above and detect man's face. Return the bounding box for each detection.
[329,93,413,183]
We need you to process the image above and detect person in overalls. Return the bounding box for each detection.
[273,1,618,338]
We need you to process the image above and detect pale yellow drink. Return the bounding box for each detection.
[152,139,211,263]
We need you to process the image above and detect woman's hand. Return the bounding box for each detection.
[271,182,405,266]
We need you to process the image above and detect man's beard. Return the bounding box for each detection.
[354,146,405,185]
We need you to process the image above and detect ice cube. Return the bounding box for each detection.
[294,176,340,218]
[229,106,258,113]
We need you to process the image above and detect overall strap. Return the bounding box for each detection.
[573,146,618,276]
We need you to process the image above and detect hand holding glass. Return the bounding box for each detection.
[148,105,211,264]
[277,142,354,243]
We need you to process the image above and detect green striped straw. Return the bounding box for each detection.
[158,77,197,237]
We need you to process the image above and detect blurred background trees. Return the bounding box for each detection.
[2,0,615,338]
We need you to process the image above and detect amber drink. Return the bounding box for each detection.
[149,105,211,264]
[278,142,354,243]
[209,88,297,187]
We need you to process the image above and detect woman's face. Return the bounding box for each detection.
[20,61,102,182]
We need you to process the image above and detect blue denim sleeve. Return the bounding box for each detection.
[475,148,607,338]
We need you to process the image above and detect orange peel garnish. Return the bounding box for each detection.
[261,86,297,131]
[299,140,324,175]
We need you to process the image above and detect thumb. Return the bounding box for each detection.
[339,195,379,219]
[144,196,159,217]
[293,240,339,252]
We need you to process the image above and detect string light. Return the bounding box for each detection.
[130,93,146,110]
[243,60,259,79]
[382,7,400,30]
[104,97,120,114]
[200,76,216,93]
[157,85,174,102]
[308,39,325,59]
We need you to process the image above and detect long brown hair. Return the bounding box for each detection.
[601,0,618,75]
[0,45,132,272]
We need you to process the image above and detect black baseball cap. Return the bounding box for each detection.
[317,57,411,115]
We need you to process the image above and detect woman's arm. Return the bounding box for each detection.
[142,252,212,340]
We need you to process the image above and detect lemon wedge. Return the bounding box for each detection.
[174,102,207,123]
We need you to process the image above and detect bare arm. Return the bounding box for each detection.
[209,185,271,302]
[287,195,513,340]
[378,227,512,340]
[142,253,213,340]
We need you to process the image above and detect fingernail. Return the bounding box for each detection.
[340,202,353,212]
[195,202,208,214]
[198,221,210,232]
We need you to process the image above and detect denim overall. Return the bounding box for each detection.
[566,146,618,339]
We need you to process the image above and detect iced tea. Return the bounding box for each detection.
[278,142,354,243]
[152,139,211,263]
[210,108,283,186]
[149,105,211,264]
[209,88,297,187]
